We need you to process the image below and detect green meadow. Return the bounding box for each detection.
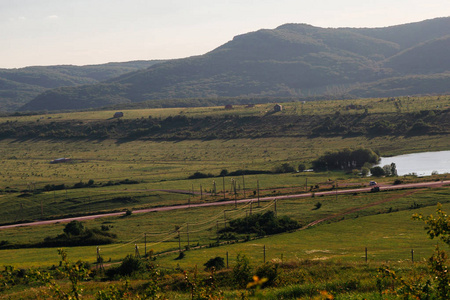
[1,96,450,298]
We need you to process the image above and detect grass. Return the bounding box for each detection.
[0,97,449,298]
[0,133,449,224]
[2,187,450,269]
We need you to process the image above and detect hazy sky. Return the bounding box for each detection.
[1,0,449,68]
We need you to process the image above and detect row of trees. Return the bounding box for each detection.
[312,148,379,171]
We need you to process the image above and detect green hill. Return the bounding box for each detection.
[0,61,163,111]
[18,17,450,111]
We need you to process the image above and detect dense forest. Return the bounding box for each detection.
[18,17,450,111]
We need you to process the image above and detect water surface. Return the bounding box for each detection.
[378,150,450,176]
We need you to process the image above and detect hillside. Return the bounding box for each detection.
[0,60,163,111]
[19,17,450,111]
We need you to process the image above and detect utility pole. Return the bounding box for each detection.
[200,185,203,200]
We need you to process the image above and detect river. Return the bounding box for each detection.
[378,150,450,176]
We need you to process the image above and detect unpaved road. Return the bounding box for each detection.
[1,180,448,230]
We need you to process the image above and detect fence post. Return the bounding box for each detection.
[263,245,266,263]
[226,251,229,268]
[411,249,414,263]
[365,247,368,263]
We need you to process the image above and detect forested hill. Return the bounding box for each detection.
[20,17,450,111]
[0,60,163,111]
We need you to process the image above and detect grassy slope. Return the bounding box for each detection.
[1,187,449,269]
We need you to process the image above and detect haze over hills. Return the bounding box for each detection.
[0,61,164,111]
[14,17,450,111]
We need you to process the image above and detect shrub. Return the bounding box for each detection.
[298,163,306,172]
[107,255,144,278]
[370,166,385,177]
[256,263,278,287]
[233,254,252,289]
[274,163,295,174]
[204,257,225,271]
[219,211,300,236]
[63,220,84,236]
[188,171,214,179]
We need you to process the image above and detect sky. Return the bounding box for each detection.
[1,0,450,69]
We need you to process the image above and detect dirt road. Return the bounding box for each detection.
[1,180,448,230]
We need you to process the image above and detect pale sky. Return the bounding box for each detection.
[1,0,449,69]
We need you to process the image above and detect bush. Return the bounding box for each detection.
[256,263,278,287]
[63,220,84,236]
[313,202,322,210]
[233,254,252,289]
[298,163,306,172]
[188,171,214,179]
[274,163,296,174]
[204,257,225,271]
[219,211,300,236]
[107,255,144,278]
[370,166,385,177]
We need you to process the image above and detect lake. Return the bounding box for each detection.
[378,150,450,176]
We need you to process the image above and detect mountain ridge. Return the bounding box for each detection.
[15,17,450,111]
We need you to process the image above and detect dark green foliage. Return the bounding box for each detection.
[188,172,214,179]
[0,110,448,141]
[0,61,163,111]
[255,263,278,287]
[219,211,300,236]
[204,257,225,271]
[63,220,85,236]
[106,255,145,278]
[274,163,296,174]
[370,166,386,177]
[233,254,252,289]
[312,148,379,171]
[298,163,306,172]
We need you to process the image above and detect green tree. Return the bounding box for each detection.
[298,163,306,172]
[370,166,385,177]
[390,162,398,176]
[63,220,85,236]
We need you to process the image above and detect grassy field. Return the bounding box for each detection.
[3,95,450,123]
[1,97,450,298]
[2,186,449,269]
[0,133,449,225]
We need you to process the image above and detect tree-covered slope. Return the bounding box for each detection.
[0,60,163,111]
[20,17,450,111]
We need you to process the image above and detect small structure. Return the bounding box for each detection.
[113,112,124,118]
[224,104,233,110]
[50,158,71,164]
[274,104,283,112]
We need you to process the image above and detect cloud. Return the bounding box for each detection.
[46,15,59,20]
